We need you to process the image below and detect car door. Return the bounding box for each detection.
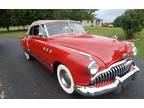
[42,38,54,70]
[28,25,48,64]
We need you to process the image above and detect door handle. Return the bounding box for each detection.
[27,35,31,39]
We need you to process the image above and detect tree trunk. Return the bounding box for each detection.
[6,26,9,32]
[126,35,134,39]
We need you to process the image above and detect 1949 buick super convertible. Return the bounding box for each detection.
[21,20,140,96]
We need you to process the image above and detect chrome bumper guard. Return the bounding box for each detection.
[75,65,140,96]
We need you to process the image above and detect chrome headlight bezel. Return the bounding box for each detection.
[88,61,99,75]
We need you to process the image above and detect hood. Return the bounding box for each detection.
[49,33,128,67]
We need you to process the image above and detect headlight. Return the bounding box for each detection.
[132,47,137,56]
[88,61,99,75]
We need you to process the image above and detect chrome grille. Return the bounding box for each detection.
[91,60,133,85]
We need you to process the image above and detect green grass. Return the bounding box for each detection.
[0,27,143,58]
[85,26,125,39]
[128,30,144,58]
[0,30,26,38]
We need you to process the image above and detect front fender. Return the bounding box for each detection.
[50,44,93,86]
[50,44,105,86]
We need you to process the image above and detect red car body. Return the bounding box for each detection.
[21,20,140,96]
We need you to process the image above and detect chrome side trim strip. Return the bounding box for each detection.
[44,24,49,37]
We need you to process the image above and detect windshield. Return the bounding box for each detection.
[46,22,86,36]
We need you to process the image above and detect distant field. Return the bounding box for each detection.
[85,26,125,39]
[0,27,143,58]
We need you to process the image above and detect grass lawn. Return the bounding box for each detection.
[0,27,143,58]
[128,30,144,58]
[0,30,26,38]
[85,26,125,39]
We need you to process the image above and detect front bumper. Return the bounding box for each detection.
[75,65,140,96]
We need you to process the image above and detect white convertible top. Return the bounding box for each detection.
[30,20,80,26]
[26,20,80,35]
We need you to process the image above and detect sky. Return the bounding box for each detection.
[95,9,126,23]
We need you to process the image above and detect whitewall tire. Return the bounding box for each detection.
[57,64,75,94]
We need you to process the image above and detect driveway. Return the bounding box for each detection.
[0,37,144,99]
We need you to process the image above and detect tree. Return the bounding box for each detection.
[0,10,11,31]
[113,16,123,27]
[121,10,143,39]
[0,9,97,31]
[52,9,96,21]
[114,9,144,39]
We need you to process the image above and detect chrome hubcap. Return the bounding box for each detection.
[60,70,71,88]
[24,52,29,59]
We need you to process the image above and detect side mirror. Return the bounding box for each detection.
[38,33,43,37]
[26,35,31,38]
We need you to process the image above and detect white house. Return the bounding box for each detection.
[81,18,103,27]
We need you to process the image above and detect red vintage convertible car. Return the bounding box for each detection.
[21,20,140,96]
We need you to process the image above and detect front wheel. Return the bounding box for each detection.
[57,64,75,94]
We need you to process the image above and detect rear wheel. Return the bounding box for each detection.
[24,52,33,60]
[57,64,75,94]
